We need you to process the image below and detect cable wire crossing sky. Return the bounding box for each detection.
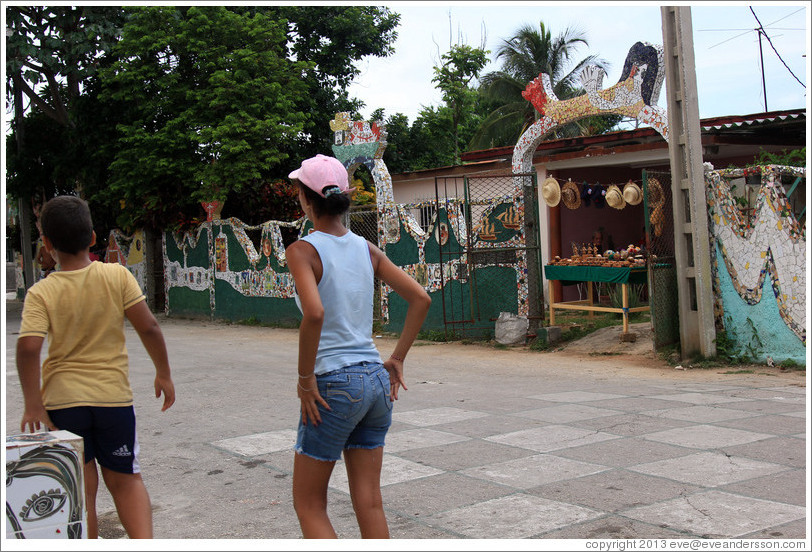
[347,2,809,123]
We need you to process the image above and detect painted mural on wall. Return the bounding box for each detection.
[163,217,306,320]
[6,431,86,539]
[105,229,148,293]
[706,165,806,363]
[513,41,668,175]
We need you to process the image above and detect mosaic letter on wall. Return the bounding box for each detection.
[706,166,806,357]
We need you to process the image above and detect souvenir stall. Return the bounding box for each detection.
[541,176,651,335]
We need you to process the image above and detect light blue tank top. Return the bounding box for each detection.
[296,231,381,374]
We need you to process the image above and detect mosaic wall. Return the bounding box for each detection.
[6,431,86,539]
[329,112,532,325]
[163,217,306,321]
[706,165,806,362]
[105,229,148,293]
[513,41,668,174]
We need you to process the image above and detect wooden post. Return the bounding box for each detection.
[622,283,630,333]
[548,279,556,326]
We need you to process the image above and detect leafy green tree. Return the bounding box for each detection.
[262,5,400,159]
[97,6,311,231]
[367,109,414,175]
[5,6,124,129]
[224,179,303,227]
[5,6,124,287]
[4,112,75,200]
[5,7,124,235]
[471,21,618,149]
[7,5,401,233]
[432,44,489,163]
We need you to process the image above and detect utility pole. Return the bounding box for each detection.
[660,6,717,360]
[757,28,768,111]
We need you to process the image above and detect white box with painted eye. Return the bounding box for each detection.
[6,430,86,539]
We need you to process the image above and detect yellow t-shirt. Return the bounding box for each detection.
[19,261,146,409]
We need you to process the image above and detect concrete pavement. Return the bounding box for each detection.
[4,298,808,543]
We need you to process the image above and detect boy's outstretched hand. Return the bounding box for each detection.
[155,375,175,411]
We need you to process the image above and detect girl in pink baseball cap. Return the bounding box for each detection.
[286,154,431,539]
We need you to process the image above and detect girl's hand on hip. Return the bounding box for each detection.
[383,358,408,401]
[297,376,330,426]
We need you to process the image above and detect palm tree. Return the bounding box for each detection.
[469,21,617,149]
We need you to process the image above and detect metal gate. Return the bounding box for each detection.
[434,172,542,337]
[643,169,680,349]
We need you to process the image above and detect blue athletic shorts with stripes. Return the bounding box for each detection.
[47,406,141,474]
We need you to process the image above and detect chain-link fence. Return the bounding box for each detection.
[644,169,680,349]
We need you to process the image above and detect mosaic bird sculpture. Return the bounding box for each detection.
[521,42,669,142]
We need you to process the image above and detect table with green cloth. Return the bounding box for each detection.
[544,264,650,333]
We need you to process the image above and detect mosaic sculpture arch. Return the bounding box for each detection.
[512,41,668,175]
[706,165,806,361]
[329,112,399,249]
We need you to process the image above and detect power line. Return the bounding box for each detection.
[708,29,754,49]
[750,7,806,89]
[763,7,806,27]
[699,27,803,32]
[701,6,805,48]
[698,6,806,33]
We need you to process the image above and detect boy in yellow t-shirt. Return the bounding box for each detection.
[16,195,176,539]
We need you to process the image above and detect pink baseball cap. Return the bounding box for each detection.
[288,154,350,197]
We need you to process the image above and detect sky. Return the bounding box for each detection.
[346,1,810,124]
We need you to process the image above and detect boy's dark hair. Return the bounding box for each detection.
[298,182,351,217]
[40,196,94,255]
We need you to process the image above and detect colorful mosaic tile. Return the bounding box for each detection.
[706,166,806,343]
[164,217,306,307]
[514,42,668,174]
[106,229,147,293]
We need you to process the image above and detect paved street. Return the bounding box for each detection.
[4,298,808,543]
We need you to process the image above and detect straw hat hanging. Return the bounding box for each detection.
[622,180,643,206]
[561,180,581,209]
[541,176,561,207]
[606,184,626,209]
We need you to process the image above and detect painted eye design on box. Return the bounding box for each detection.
[20,489,67,522]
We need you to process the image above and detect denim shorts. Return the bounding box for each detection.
[47,406,141,474]
[295,362,393,462]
